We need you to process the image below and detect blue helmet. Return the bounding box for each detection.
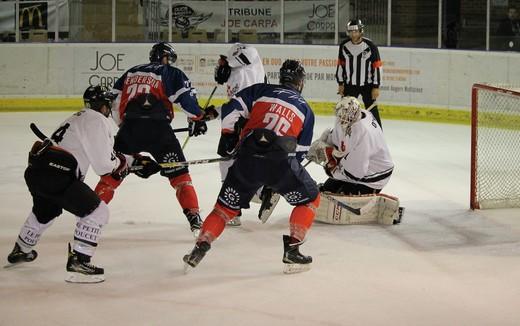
[149,42,177,64]
[279,59,306,92]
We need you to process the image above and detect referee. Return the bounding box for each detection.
[336,18,383,127]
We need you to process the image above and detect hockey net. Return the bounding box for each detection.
[471,83,520,209]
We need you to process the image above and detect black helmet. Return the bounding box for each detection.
[149,42,177,64]
[83,85,113,116]
[346,18,365,33]
[279,59,306,92]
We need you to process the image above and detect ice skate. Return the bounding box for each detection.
[394,206,405,224]
[65,243,104,283]
[184,209,203,238]
[5,243,38,268]
[258,187,280,223]
[183,241,211,273]
[226,215,241,226]
[282,235,312,274]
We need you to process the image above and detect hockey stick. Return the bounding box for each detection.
[130,156,230,172]
[173,127,190,133]
[321,193,379,216]
[365,101,377,111]
[321,193,361,215]
[181,85,218,150]
[30,123,50,141]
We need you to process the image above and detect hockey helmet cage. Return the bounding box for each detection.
[279,59,306,92]
[149,42,177,64]
[335,96,362,136]
[346,19,365,33]
[83,85,114,115]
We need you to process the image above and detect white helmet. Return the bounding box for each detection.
[335,96,362,136]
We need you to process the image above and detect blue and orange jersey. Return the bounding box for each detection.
[221,83,315,161]
[112,63,203,122]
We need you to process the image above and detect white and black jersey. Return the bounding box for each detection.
[225,44,266,98]
[50,108,121,180]
[336,37,382,87]
[327,109,393,189]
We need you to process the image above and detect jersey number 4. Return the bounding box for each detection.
[263,113,290,135]
[51,123,70,143]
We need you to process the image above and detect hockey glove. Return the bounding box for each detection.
[111,152,129,180]
[214,55,231,85]
[203,105,219,121]
[217,132,239,158]
[307,139,329,164]
[132,154,161,179]
[188,119,208,137]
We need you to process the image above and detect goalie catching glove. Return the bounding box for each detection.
[132,154,161,179]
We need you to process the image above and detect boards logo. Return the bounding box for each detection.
[19,2,48,31]
[161,4,212,33]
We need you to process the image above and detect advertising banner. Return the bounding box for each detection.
[2,43,520,110]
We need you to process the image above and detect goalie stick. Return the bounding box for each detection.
[182,85,218,150]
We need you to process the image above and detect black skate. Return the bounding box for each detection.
[184,209,203,238]
[282,235,312,274]
[183,241,211,273]
[258,187,280,224]
[394,207,405,224]
[65,243,104,283]
[6,242,38,267]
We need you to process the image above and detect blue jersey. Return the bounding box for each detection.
[221,84,315,161]
[112,63,203,122]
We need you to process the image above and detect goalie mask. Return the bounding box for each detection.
[335,97,362,136]
[149,42,177,65]
[279,59,306,93]
[83,85,114,117]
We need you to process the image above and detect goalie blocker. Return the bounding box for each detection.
[316,192,403,225]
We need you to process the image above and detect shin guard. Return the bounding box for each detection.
[289,194,320,241]
[94,175,123,204]
[169,173,199,211]
[198,203,239,244]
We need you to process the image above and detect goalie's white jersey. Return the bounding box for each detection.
[328,109,393,189]
[51,108,121,180]
[225,44,266,98]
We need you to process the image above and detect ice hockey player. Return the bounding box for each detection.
[184,60,320,274]
[6,85,128,283]
[307,96,402,225]
[214,42,280,226]
[94,42,218,237]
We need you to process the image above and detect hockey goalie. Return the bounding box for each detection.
[307,96,403,225]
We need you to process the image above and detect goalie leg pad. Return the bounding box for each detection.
[316,193,400,225]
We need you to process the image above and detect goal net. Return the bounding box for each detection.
[471,83,520,209]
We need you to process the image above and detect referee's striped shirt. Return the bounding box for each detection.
[336,37,382,88]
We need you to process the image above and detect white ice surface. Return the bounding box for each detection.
[1,112,519,326]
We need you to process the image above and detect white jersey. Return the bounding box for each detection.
[51,108,121,180]
[225,44,266,98]
[328,109,393,189]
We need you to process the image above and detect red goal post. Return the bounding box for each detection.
[470,83,520,209]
